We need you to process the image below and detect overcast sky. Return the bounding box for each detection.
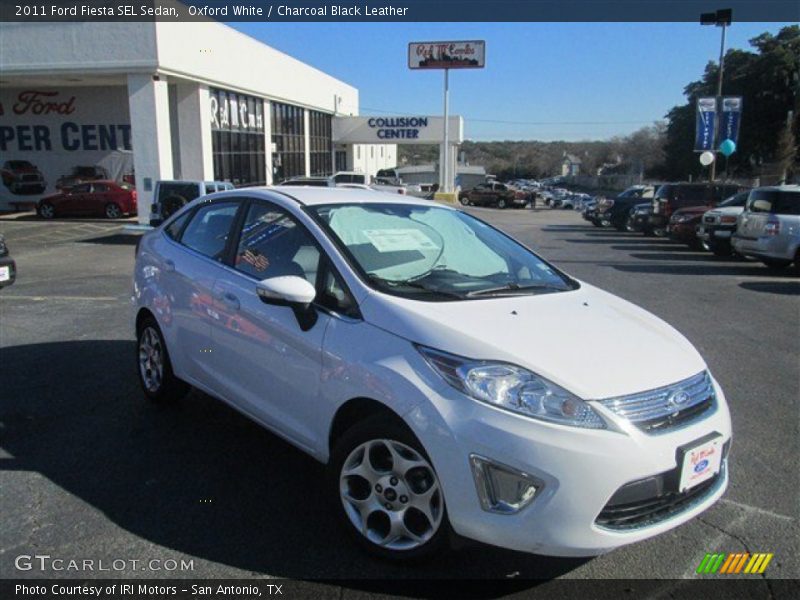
[231,21,790,142]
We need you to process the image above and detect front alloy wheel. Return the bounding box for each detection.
[138,326,164,393]
[105,203,122,219]
[340,439,443,552]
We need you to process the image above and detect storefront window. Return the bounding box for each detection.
[210,88,266,187]
[271,102,306,182]
[309,110,333,176]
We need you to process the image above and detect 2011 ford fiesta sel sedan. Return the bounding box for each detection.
[132,187,731,560]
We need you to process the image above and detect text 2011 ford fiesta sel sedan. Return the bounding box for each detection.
[132,187,731,560]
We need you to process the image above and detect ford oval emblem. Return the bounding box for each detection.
[694,459,709,473]
[668,390,690,408]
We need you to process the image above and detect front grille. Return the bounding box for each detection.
[596,455,728,530]
[21,174,40,182]
[598,371,715,433]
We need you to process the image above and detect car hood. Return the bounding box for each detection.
[359,282,705,400]
[674,205,709,216]
[705,206,744,217]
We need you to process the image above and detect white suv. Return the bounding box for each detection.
[732,185,800,273]
[132,187,731,560]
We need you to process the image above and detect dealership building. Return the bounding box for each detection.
[0,21,464,223]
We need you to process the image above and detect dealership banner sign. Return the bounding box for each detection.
[0,87,132,209]
[720,97,742,145]
[694,97,717,152]
[408,41,485,69]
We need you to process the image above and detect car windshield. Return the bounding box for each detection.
[719,192,748,208]
[309,203,577,301]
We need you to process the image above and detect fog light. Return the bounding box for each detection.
[469,455,543,514]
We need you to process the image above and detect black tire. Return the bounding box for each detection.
[625,217,637,232]
[496,198,507,209]
[761,258,792,269]
[327,413,450,562]
[614,221,627,232]
[136,316,189,402]
[458,196,470,206]
[37,201,55,219]
[642,226,655,237]
[591,219,603,228]
[793,250,800,277]
[105,203,122,219]
[710,242,732,257]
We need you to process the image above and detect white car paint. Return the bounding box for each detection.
[132,186,731,556]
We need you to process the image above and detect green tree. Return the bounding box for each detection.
[662,25,800,181]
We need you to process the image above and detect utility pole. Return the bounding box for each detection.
[701,8,732,182]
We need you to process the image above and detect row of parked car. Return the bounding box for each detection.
[582,182,800,274]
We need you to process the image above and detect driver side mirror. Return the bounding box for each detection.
[256,276,318,331]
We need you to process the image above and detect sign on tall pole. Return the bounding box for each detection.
[409,40,485,194]
[695,97,717,152]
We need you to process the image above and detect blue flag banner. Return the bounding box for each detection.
[695,97,717,152]
[721,97,743,145]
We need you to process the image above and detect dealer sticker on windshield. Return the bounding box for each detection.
[363,229,439,253]
[0,266,10,282]
[679,435,723,492]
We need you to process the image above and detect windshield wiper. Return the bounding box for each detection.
[466,283,564,297]
[367,274,463,299]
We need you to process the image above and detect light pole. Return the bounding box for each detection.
[701,8,732,182]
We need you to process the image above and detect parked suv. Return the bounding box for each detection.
[149,180,235,226]
[591,185,656,230]
[732,185,800,272]
[648,183,743,237]
[696,191,751,256]
[134,186,731,561]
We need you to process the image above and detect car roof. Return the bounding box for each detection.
[751,184,800,192]
[247,185,446,208]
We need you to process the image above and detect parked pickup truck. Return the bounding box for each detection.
[459,182,530,209]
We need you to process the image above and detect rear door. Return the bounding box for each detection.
[61,183,91,214]
[157,200,244,386]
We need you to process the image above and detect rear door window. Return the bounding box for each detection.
[749,191,800,215]
[179,202,240,260]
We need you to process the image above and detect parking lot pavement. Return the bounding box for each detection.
[1,211,798,590]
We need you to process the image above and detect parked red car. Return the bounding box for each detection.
[37,181,137,219]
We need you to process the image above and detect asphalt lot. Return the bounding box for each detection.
[0,208,798,593]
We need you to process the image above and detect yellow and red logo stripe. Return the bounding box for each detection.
[696,552,774,574]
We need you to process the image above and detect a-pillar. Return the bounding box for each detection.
[128,74,174,225]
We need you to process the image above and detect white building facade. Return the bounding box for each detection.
[0,21,399,222]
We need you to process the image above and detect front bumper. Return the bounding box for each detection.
[407,376,731,556]
[697,225,734,243]
[669,222,698,243]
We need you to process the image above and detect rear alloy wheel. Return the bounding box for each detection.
[38,202,55,219]
[459,196,470,206]
[105,203,122,219]
[330,416,448,560]
[136,317,189,402]
[497,198,507,209]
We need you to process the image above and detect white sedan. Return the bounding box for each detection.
[132,187,731,560]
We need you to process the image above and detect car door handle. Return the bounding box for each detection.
[222,292,240,311]
[163,260,175,273]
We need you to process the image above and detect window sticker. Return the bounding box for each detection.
[363,229,439,253]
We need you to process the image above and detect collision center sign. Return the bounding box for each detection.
[408,41,486,70]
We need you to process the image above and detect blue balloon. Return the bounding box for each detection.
[719,139,736,157]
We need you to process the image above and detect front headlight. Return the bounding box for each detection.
[417,346,606,429]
